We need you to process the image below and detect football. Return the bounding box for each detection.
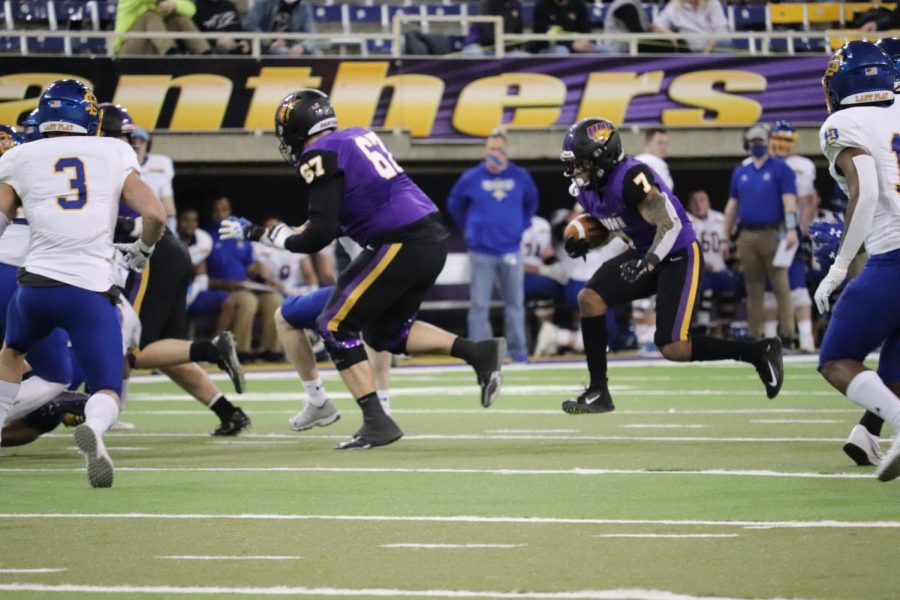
[564,213,610,248]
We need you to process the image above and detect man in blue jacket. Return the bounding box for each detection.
[449,130,538,363]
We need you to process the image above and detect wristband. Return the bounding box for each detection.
[784,212,798,230]
[137,239,155,255]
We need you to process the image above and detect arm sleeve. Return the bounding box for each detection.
[575,2,591,33]
[173,0,197,18]
[243,0,265,32]
[728,168,740,200]
[834,154,878,271]
[621,163,658,208]
[446,173,472,230]
[522,171,539,231]
[708,0,729,33]
[283,176,343,254]
[779,162,797,196]
[652,5,672,29]
[613,4,645,33]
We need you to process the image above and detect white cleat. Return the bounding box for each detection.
[289,399,341,432]
[74,424,114,488]
[842,424,883,466]
[876,436,900,482]
[534,322,559,357]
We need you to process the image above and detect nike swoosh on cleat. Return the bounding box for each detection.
[767,362,778,387]
[584,394,602,404]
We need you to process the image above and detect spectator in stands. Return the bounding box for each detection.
[115,0,211,55]
[244,0,319,56]
[448,129,538,363]
[856,4,896,33]
[193,0,250,54]
[651,0,730,54]
[463,0,527,56]
[206,197,283,362]
[602,0,651,54]
[528,0,596,55]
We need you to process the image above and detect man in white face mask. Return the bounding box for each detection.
[448,130,540,363]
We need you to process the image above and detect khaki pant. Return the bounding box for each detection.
[119,11,210,56]
[736,228,794,340]
[222,289,282,353]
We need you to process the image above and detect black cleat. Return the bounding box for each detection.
[212,331,245,394]
[562,387,615,414]
[335,417,403,450]
[212,407,251,436]
[471,338,506,408]
[754,337,784,399]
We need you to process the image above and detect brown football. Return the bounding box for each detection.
[564,213,610,248]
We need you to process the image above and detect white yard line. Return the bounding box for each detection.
[0,513,896,531]
[0,568,66,574]
[65,446,149,452]
[750,420,842,424]
[0,583,803,599]
[486,429,580,433]
[156,556,301,561]
[596,534,739,539]
[620,425,708,429]
[0,466,872,479]
[381,544,527,549]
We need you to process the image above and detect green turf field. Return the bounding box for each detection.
[2,357,899,599]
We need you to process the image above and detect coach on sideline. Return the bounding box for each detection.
[448,129,538,364]
[722,124,799,344]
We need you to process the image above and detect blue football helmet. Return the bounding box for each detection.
[20,108,41,142]
[822,41,895,114]
[37,79,100,135]
[768,120,797,157]
[876,37,900,91]
[0,125,23,157]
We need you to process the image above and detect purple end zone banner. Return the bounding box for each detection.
[0,55,829,138]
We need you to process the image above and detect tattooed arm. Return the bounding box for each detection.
[636,188,683,269]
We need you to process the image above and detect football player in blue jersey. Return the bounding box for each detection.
[221,89,506,449]
[559,117,784,414]
[816,40,900,481]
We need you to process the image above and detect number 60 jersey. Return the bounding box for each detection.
[819,100,900,256]
[297,127,438,246]
[0,136,140,292]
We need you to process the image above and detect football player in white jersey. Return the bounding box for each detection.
[687,190,742,334]
[0,124,91,446]
[816,42,900,482]
[0,80,166,487]
[132,127,177,231]
[254,218,319,297]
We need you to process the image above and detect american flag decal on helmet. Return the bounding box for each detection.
[866,66,878,75]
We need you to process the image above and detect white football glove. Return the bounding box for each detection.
[814,264,847,314]
[115,240,155,272]
[262,223,294,250]
[218,217,251,240]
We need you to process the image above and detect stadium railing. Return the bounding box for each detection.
[1,17,891,58]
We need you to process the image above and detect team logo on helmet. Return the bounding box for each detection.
[586,121,614,143]
[84,90,99,116]
[825,50,842,77]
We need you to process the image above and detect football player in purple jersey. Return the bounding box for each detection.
[559,118,784,414]
[221,89,506,449]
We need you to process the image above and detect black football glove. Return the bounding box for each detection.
[564,236,591,259]
[620,254,660,284]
